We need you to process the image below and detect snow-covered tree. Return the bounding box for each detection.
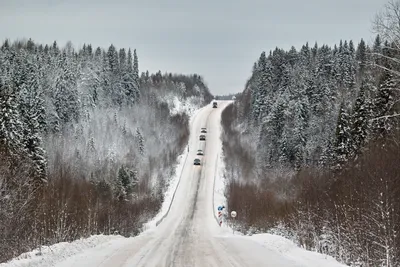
[334,102,352,168]
[0,81,23,159]
[136,127,145,156]
[19,61,47,182]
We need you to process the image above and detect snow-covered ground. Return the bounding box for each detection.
[163,94,202,117]
[142,104,206,230]
[1,100,346,267]
[248,234,345,267]
[0,235,125,267]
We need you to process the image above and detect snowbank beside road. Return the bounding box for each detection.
[0,235,125,267]
[248,233,346,267]
[141,147,189,230]
[142,103,205,231]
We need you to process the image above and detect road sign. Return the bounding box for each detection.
[218,211,222,226]
[231,211,237,234]
[217,205,225,226]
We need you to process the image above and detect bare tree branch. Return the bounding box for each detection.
[369,113,400,122]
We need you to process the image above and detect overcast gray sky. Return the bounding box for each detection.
[0,0,389,95]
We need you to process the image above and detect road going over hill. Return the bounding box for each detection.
[55,101,312,267]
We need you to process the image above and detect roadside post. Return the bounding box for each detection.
[230,211,237,234]
[217,205,225,226]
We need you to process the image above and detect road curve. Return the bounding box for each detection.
[56,101,301,267]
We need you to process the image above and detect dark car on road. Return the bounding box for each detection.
[194,158,201,165]
[197,149,204,155]
[201,128,207,133]
[212,102,217,108]
[199,134,206,141]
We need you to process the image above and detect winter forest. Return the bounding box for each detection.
[0,39,212,262]
[222,3,400,267]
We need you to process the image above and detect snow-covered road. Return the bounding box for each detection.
[44,101,344,267]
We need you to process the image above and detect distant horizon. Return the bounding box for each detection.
[0,0,388,95]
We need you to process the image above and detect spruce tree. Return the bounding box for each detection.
[123,49,136,105]
[19,61,48,182]
[351,80,371,157]
[356,39,367,76]
[132,49,140,102]
[107,44,119,74]
[136,127,145,156]
[119,48,127,73]
[371,71,395,138]
[0,81,23,160]
[334,102,352,168]
[252,51,270,123]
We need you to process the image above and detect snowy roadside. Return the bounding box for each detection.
[213,106,344,267]
[213,152,229,226]
[247,234,347,267]
[215,153,345,267]
[142,103,205,230]
[0,235,126,267]
[0,101,204,267]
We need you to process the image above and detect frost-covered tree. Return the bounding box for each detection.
[132,49,140,102]
[0,81,23,159]
[54,52,80,124]
[334,102,352,168]
[19,61,47,182]
[251,51,271,123]
[351,76,373,157]
[136,127,145,156]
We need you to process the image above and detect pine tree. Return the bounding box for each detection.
[0,81,23,160]
[334,102,352,168]
[26,38,35,53]
[107,44,119,74]
[127,48,133,73]
[311,42,318,60]
[51,40,60,56]
[115,167,127,201]
[132,49,140,102]
[94,47,102,60]
[54,52,80,124]
[351,80,371,157]
[372,35,382,67]
[19,61,48,182]
[356,39,367,76]
[136,127,145,156]
[100,49,111,106]
[177,82,186,98]
[119,48,127,73]
[252,51,271,123]
[278,132,289,164]
[371,71,395,138]
[250,61,261,123]
[116,165,137,201]
[122,49,136,105]
[1,39,10,51]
